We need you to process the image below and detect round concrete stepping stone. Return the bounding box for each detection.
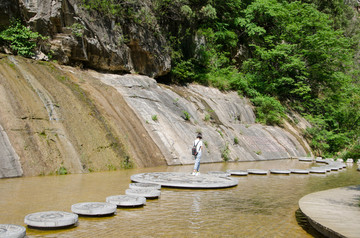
[125,188,161,199]
[130,172,238,189]
[322,166,332,172]
[207,171,231,177]
[269,169,290,175]
[290,169,309,174]
[71,202,117,216]
[226,170,248,176]
[247,169,268,175]
[308,168,327,174]
[346,159,354,163]
[0,224,26,238]
[315,158,327,163]
[106,195,146,207]
[329,166,339,171]
[129,182,161,190]
[298,157,313,162]
[24,211,78,228]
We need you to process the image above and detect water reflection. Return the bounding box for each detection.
[0,160,359,237]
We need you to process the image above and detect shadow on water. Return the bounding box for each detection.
[295,209,326,238]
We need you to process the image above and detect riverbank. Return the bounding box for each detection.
[299,185,360,238]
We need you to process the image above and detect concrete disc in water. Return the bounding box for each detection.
[130,172,238,189]
[24,211,78,228]
[125,188,161,199]
[298,157,313,162]
[309,168,327,174]
[226,170,248,176]
[207,171,231,177]
[106,195,146,207]
[0,224,26,238]
[71,202,117,216]
[129,182,161,190]
[247,169,268,175]
[290,169,309,174]
[269,170,290,175]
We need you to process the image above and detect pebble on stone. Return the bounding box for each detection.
[247,169,268,175]
[24,211,78,228]
[0,224,26,238]
[71,202,117,216]
[269,169,290,175]
[290,169,309,174]
[226,170,248,176]
[129,182,161,190]
[125,188,161,199]
[106,195,146,207]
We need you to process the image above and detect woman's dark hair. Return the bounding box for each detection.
[197,133,202,139]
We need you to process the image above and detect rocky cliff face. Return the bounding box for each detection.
[0,0,171,77]
[0,54,310,178]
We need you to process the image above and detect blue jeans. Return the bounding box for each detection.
[193,152,202,172]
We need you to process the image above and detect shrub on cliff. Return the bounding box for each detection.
[0,19,46,57]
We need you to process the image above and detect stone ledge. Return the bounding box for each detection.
[299,185,360,238]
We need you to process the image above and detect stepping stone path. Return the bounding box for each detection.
[129,182,161,190]
[226,170,248,176]
[309,168,327,174]
[247,169,268,175]
[290,169,309,174]
[19,157,352,235]
[298,157,313,162]
[269,169,291,175]
[130,172,238,189]
[315,158,328,163]
[106,195,146,207]
[24,211,78,228]
[0,224,26,238]
[125,188,161,199]
[207,171,231,177]
[71,202,117,216]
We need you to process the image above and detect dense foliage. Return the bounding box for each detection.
[151,0,360,160]
[0,19,46,57]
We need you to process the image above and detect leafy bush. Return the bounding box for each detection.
[251,95,285,126]
[0,19,46,57]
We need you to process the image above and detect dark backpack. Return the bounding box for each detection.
[192,140,200,155]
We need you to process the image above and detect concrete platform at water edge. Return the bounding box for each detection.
[299,185,360,238]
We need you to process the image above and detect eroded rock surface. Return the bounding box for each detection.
[1,0,170,77]
[92,73,308,165]
[0,54,310,178]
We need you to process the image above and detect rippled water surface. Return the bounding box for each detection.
[1,160,359,237]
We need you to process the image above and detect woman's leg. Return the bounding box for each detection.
[194,153,201,172]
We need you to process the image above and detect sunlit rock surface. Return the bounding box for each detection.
[0,54,309,178]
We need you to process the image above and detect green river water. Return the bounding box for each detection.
[0,159,359,237]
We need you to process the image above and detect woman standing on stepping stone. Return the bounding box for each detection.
[192,133,203,176]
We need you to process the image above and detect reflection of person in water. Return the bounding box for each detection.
[192,133,203,176]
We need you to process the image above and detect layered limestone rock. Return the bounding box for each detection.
[0,54,309,178]
[4,0,170,77]
[90,72,309,165]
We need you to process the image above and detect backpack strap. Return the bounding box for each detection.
[194,140,200,152]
